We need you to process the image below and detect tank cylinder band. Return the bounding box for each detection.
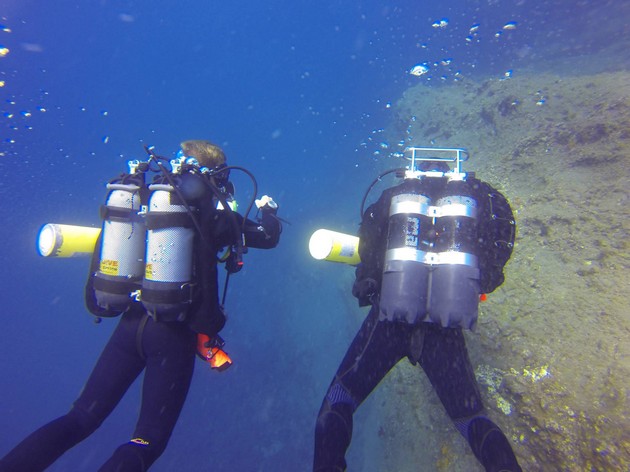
[385,248,478,267]
[385,247,430,264]
[100,205,142,222]
[145,212,194,230]
[148,184,175,192]
[389,194,431,217]
[106,183,141,192]
[388,195,477,218]
[92,276,139,295]
[430,202,477,218]
[141,287,192,304]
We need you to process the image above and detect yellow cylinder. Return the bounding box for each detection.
[309,229,361,265]
[37,223,101,257]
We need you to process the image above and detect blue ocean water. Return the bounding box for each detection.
[1,1,628,471]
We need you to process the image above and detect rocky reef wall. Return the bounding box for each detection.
[371,71,630,471]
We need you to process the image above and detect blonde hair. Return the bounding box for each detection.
[180,140,226,168]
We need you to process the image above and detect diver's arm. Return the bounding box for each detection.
[234,194,282,249]
[211,193,281,250]
[239,209,282,249]
[353,192,389,306]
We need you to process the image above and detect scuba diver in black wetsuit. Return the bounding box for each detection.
[0,140,282,472]
[313,147,522,472]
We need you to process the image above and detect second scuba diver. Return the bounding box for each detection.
[313,148,522,472]
[0,140,282,472]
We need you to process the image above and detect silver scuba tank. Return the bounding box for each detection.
[429,182,480,329]
[141,183,195,321]
[94,183,146,312]
[378,192,433,324]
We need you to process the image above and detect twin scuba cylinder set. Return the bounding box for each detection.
[310,147,485,330]
[377,147,481,330]
[91,149,233,322]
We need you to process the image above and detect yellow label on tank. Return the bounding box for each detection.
[99,259,119,276]
[145,263,154,279]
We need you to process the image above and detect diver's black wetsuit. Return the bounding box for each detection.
[0,207,281,472]
[313,178,521,472]
[0,310,196,472]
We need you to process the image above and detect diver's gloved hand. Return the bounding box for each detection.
[352,277,378,306]
[255,195,278,214]
[196,334,233,372]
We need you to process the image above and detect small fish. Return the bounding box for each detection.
[500,70,513,80]
[410,64,429,76]
[432,18,449,29]
[0,46,9,57]
[503,22,517,30]
[469,24,480,33]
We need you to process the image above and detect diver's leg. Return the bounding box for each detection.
[99,317,196,472]
[0,312,145,472]
[418,324,521,472]
[314,306,408,472]
[466,415,523,472]
[0,409,102,472]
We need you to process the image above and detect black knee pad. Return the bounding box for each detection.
[316,400,352,435]
[317,382,356,434]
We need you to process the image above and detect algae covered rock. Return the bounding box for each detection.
[371,71,630,471]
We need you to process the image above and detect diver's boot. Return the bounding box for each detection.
[99,442,148,472]
[313,399,354,472]
[468,416,522,472]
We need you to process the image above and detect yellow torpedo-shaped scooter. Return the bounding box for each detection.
[308,229,360,265]
[37,223,101,258]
